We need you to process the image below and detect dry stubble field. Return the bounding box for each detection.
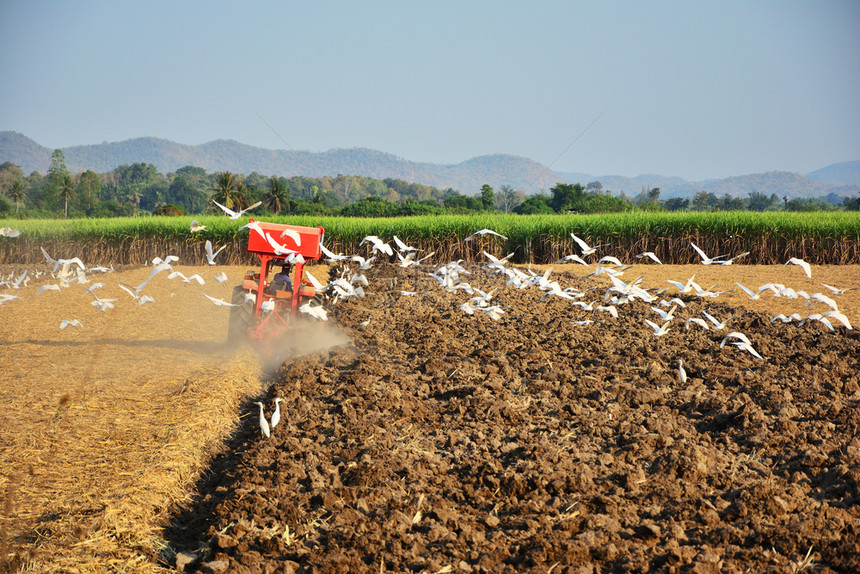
[1,258,859,572]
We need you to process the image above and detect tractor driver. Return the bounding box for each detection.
[268,263,293,294]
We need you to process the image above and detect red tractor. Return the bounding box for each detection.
[228,219,326,348]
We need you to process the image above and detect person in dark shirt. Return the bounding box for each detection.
[270,263,293,293]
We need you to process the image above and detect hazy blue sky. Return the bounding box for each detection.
[1,1,858,181]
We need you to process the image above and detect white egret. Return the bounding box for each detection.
[593,305,618,319]
[255,402,270,438]
[735,282,768,300]
[152,255,179,266]
[644,318,672,336]
[214,272,228,284]
[719,331,752,348]
[40,246,56,265]
[8,270,27,289]
[731,341,764,359]
[213,199,262,220]
[393,235,418,252]
[717,252,750,266]
[805,292,839,312]
[205,240,226,265]
[0,293,22,305]
[570,233,607,256]
[650,305,678,321]
[299,301,328,321]
[798,314,835,331]
[702,311,735,330]
[138,295,155,305]
[190,220,206,232]
[465,229,507,242]
[279,227,302,246]
[359,235,394,256]
[771,313,801,323]
[37,284,61,296]
[821,283,860,296]
[678,359,687,383]
[60,319,83,329]
[690,243,727,265]
[320,244,350,262]
[823,310,852,330]
[1,226,21,237]
[270,398,282,430]
[82,282,105,296]
[785,257,812,278]
[635,251,663,265]
[202,293,240,306]
[168,271,205,285]
[556,253,590,266]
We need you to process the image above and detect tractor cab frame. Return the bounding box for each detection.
[228,219,325,347]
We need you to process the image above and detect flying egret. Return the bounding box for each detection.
[202,293,240,306]
[213,200,262,220]
[320,244,350,262]
[720,331,752,348]
[593,305,618,319]
[678,359,687,383]
[556,253,590,266]
[299,301,328,321]
[190,220,206,232]
[11,270,28,289]
[465,229,507,242]
[0,293,23,305]
[168,271,205,285]
[823,310,852,330]
[690,242,727,265]
[60,319,83,329]
[255,402,270,438]
[731,341,764,359]
[644,318,672,336]
[635,251,663,265]
[152,255,179,266]
[205,240,226,265]
[359,235,394,256]
[785,257,812,278]
[771,313,801,323]
[91,296,117,312]
[270,398,282,430]
[805,292,839,312]
[138,295,155,305]
[570,233,607,256]
[651,305,678,321]
[37,284,61,296]
[279,227,302,246]
[393,235,418,252]
[703,310,735,330]
[1,226,21,237]
[40,246,56,265]
[735,282,769,300]
[214,272,228,284]
[821,283,860,296]
[717,252,750,266]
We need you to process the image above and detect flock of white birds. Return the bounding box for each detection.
[2,217,857,440]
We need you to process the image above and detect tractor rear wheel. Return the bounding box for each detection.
[227,286,254,344]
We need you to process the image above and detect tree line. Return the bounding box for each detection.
[1,150,857,219]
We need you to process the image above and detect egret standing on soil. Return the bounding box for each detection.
[270,398,282,430]
[255,402,270,438]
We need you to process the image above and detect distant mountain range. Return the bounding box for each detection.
[2,131,858,199]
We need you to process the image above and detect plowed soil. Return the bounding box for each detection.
[164,261,860,574]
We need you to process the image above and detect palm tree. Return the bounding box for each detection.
[263,176,290,214]
[60,173,75,218]
[8,179,25,214]
[209,171,245,211]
